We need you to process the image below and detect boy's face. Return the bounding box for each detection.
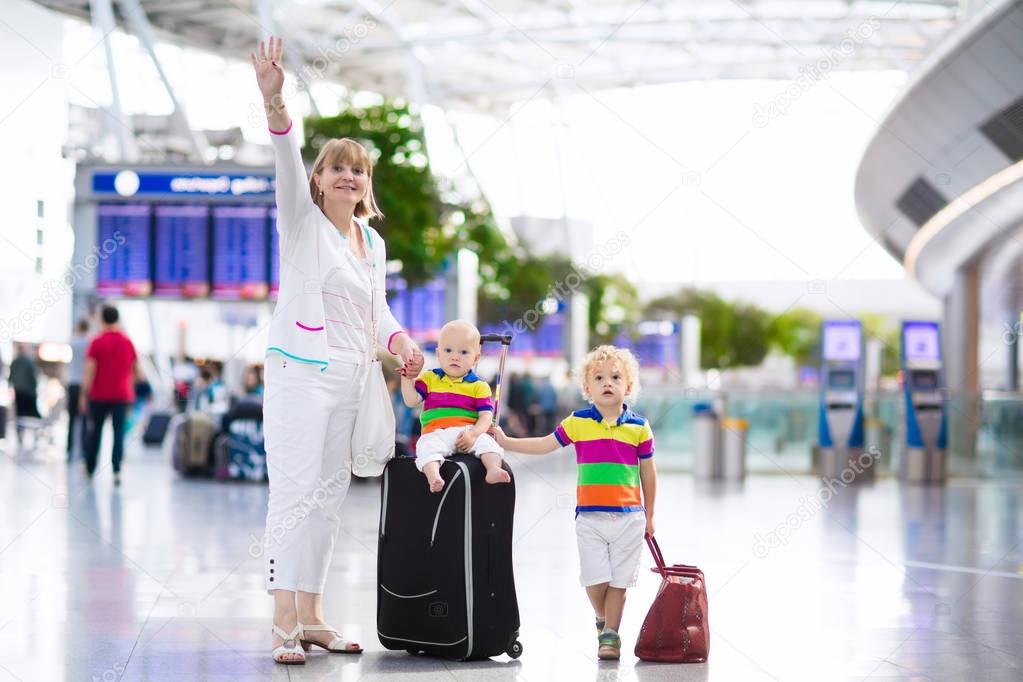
[585,359,630,409]
[437,327,480,378]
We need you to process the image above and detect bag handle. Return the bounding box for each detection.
[645,533,666,572]
[646,533,704,578]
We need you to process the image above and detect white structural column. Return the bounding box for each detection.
[255,0,274,38]
[89,0,138,161]
[942,263,980,472]
[116,0,208,161]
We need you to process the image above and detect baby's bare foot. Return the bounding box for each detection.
[485,468,511,485]
[428,475,445,493]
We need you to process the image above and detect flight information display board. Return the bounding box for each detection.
[95,203,152,296]
[154,204,209,297]
[212,205,269,300]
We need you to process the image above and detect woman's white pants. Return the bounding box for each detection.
[262,352,362,594]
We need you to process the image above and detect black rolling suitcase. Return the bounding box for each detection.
[377,333,523,661]
[142,411,172,445]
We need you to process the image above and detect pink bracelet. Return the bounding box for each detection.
[387,331,407,354]
[268,121,293,135]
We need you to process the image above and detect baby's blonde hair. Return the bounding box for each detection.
[439,319,481,347]
[578,345,641,402]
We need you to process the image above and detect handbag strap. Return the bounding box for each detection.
[646,534,705,578]
[361,223,378,364]
[645,533,666,572]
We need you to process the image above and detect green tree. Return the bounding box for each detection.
[861,313,901,377]
[304,102,631,344]
[768,307,822,365]
[304,102,447,285]
[645,288,770,369]
[588,272,641,345]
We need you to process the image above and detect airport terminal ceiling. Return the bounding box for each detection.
[34,0,962,113]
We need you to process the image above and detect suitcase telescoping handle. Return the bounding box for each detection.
[479,333,513,425]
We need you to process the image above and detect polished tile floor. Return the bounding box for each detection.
[2,429,1022,682]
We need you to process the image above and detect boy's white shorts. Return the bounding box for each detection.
[415,426,503,471]
[576,511,647,588]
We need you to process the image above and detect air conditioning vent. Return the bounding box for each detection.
[980,96,1023,162]
[896,177,947,227]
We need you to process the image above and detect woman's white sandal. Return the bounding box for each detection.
[299,624,364,654]
[271,624,306,665]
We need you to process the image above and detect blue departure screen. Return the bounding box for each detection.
[212,205,269,299]
[154,204,209,297]
[96,203,152,296]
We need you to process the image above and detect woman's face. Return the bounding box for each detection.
[316,159,369,208]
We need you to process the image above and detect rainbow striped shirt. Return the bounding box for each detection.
[554,405,655,513]
[415,368,494,434]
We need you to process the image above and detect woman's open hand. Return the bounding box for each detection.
[250,36,285,103]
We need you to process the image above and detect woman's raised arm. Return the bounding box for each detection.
[250,36,310,227]
[251,37,288,131]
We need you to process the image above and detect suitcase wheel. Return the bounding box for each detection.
[507,640,523,659]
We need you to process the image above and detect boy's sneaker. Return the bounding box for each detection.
[597,628,621,661]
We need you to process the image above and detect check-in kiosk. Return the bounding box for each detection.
[817,320,865,480]
[901,321,947,484]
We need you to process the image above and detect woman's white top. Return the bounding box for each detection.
[266,121,404,370]
[321,232,372,359]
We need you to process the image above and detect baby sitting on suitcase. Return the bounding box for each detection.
[491,345,657,661]
[400,319,511,492]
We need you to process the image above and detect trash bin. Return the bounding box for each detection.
[721,417,749,481]
[692,402,719,479]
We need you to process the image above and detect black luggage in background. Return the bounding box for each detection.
[377,454,521,660]
[142,412,172,445]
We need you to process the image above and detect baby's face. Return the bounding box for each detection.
[436,327,480,378]
[584,359,631,408]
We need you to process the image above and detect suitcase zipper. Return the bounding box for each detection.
[430,470,462,547]
[455,461,474,659]
[380,467,389,537]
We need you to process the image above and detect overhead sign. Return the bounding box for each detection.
[92,170,275,198]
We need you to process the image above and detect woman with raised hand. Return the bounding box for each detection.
[251,36,424,665]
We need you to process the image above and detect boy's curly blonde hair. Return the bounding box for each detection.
[578,345,641,403]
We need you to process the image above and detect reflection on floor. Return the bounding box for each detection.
[1,435,1022,682]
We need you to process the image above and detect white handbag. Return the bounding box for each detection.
[351,245,397,477]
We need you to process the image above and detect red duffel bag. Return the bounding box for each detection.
[634,534,709,663]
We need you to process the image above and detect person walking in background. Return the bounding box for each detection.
[520,372,537,432]
[66,318,91,461]
[80,305,142,485]
[9,343,40,447]
[537,375,558,434]
[243,365,265,397]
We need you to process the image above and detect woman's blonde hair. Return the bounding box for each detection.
[308,138,383,219]
[578,345,641,402]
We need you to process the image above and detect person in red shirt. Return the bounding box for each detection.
[79,305,143,484]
